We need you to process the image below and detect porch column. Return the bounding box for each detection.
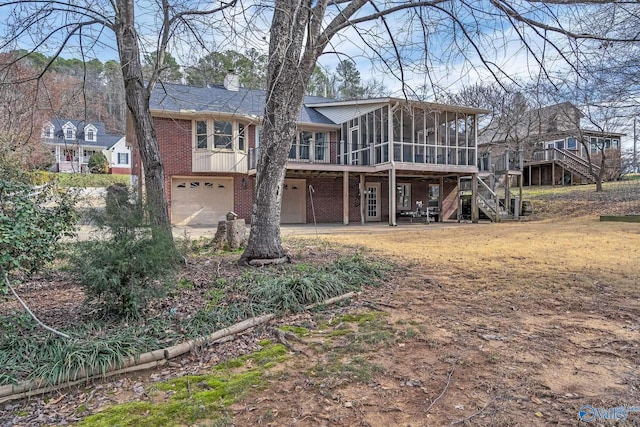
[538,166,542,186]
[389,168,397,226]
[439,176,444,221]
[471,174,479,223]
[505,172,511,214]
[528,165,532,187]
[518,175,523,217]
[359,174,366,224]
[343,171,349,225]
[552,162,555,186]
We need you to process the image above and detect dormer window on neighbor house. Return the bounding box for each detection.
[194,119,246,151]
[62,122,77,140]
[42,123,54,139]
[84,124,97,142]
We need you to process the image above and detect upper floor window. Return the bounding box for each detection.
[590,137,605,153]
[42,125,54,138]
[289,130,329,162]
[214,121,233,149]
[239,124,246,151]
[84,125,97,142]
[196,120,208,149]
[194,119,247,151]
[62,122,77,140]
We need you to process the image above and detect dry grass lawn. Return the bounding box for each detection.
[235,214,640,426]
[4,183,638,427]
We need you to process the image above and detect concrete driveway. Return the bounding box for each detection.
[74,221,477,241]
[175,220,476,240]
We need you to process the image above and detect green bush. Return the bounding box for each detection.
[87,152,108,174]
[70,186,181,317]
[0,154,77,294]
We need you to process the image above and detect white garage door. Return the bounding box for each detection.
[281,179,306,224]
[171,177,234,226]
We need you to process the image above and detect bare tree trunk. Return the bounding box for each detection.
[114,0,174,244]
[596,150,607,192]
[240,0,316,263]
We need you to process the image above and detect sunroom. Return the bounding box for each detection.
[308,99,483,170]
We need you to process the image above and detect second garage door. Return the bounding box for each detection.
[171,177,234,226]
[281,178,306,224]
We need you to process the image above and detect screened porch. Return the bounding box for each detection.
[338,103,479,169]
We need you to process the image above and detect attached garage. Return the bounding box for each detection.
[171,177,234,226]
[281,178,306,223]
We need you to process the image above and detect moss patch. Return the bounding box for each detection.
[77,344,288,427]
[278,325,309,336]
[333,311,387,324]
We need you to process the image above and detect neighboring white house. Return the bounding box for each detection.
[42,119,131,174]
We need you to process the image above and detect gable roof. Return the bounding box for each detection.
[478,102,581,146]
[44,119,124,149]
[149,82,337,126]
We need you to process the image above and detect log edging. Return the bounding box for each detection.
[0,292,359,404]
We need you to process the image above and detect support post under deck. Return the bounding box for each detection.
[389,168,397,226]
[359,174,365,224]
[343,171,349,225]
[471,174,479,223]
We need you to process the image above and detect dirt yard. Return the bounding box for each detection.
[229,217,640,426]
[2,188,640,426]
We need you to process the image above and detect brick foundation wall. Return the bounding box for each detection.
[234,175,254,222]
[109,167,131,175]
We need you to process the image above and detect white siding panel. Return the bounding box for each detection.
[192,151,248,173]
[312,103,387,125]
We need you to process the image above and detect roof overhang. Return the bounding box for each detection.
[307,97,490,115]
[150,108,263,124]
[150,109,340,129]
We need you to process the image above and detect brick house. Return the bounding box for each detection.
[43,119,131,174]
[131,74,489,226]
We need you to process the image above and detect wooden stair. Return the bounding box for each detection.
[549,148,600,184]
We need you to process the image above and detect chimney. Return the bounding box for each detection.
[223,70,240,92]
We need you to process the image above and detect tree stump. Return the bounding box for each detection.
[212,215,247,250]
[226,218,247,249]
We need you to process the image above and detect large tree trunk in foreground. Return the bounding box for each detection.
[240,0,317,263]
[114,0,174,244]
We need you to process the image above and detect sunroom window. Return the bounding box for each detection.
[194,120,246,151]
[196,121,208,149]
[214,121,232,149]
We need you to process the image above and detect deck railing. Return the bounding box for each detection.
[478,150,523,172]
[249,140,478,169]
[55,155,90,164]
[532,148,580,162]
